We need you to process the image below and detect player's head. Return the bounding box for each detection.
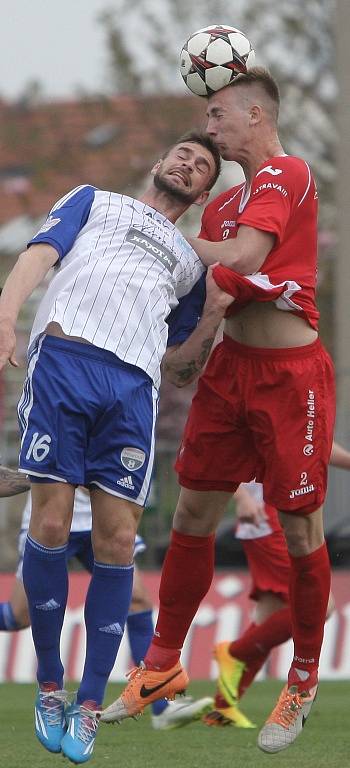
[206,67,280,161]
[152,131,221,206]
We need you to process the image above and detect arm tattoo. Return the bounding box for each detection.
[167,336,216,384]
[0,466,30,497]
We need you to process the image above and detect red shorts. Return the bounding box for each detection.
[242,527,290,603]
[176,335,335,514]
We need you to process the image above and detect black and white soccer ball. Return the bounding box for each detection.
[180,25,255,97]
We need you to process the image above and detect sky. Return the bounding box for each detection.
[0,0,112,100]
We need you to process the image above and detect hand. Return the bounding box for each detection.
[205,264,234,312]
[235,493,267,526]
[0,319,18,370]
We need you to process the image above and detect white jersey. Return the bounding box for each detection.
[20,486,92,532]
[29,186,205,388]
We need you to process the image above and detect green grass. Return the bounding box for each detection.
[0,681,348,768]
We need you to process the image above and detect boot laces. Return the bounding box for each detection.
[39,689,68,727]
[267,687,302,728]
[77,705,100,744]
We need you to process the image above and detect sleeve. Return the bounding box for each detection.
[27,185,96,261]
[238,159,305,243]
[166,273,206,347]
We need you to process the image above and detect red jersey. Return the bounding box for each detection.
[200,155,319,329]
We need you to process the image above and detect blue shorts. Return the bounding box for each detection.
[18,336,158,506]
[16,530,146,579]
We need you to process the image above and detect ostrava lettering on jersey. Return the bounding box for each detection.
[126,227,177,274]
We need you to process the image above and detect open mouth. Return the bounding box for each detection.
[169,170,190,187]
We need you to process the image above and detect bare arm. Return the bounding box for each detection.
[0,243,59,369]
[188,225,275,274]
[0,466,30,497]
[330,441,350,470]
[162,265,233,387]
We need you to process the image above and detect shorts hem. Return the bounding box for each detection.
[89,480,144,506]
[178,474,239,493]
[18,468,70,483]
[270,499,324,516]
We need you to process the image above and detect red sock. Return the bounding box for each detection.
[145,529,215,671]
[229,607,292,666]
[227,607,292,697]
[288,542,330,688]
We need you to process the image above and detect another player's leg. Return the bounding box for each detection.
[23,482,74,753]
[61,490,136,764]
[101,487,230,724]
[127,567,213,730]
[205,603,291,729]
[258,507,329,753]
[0,576,30,631]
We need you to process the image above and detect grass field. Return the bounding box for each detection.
[0,680,348,768]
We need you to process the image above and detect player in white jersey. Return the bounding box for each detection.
[0,131,231,763]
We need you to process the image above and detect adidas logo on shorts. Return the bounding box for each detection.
[116,475,135,490]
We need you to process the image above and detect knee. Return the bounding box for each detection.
[93,527,135,565]
[279,508,325,558]
[32,516,69,548]
[174,495,214,536]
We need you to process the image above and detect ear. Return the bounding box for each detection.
[151,159,162,176]
[193,190,210,207]
[249,104,262,126]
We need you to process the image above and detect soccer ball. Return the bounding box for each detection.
[180,25,255,97]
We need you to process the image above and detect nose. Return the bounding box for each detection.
[180,160,193,174]
[206,117,216,136]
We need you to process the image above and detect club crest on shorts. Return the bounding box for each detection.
[120,446,146,471]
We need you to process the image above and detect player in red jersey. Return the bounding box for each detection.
[204,441,350,728]
[101,68,336,754]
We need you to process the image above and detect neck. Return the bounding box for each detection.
[139,187,187,223]
[240,137,285,187]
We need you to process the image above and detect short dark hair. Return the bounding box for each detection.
[165,131,221,190]
[231,67,280,120]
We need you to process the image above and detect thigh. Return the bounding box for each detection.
[86,363,158,508]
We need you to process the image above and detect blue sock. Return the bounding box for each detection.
[127,609,168,715]
[78,561,134,706]
[0,602,21,631]
[22,535,68,688]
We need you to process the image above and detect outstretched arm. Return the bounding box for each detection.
[0,243,58,370]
